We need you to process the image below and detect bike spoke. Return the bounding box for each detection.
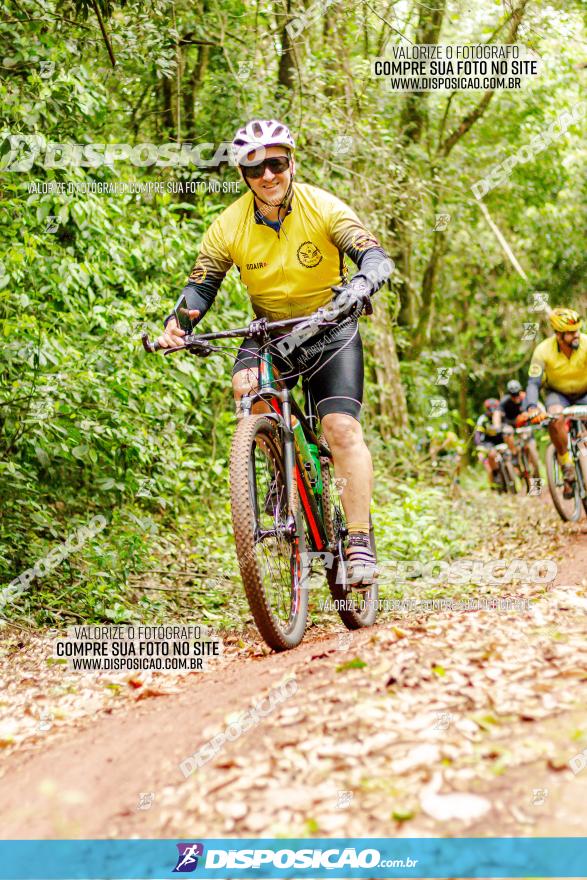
[249,435,299,630]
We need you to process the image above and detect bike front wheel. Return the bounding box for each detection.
[545,444,582,522]
[230,414,309,650]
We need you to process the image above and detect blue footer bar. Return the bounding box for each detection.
[1,837,586,879]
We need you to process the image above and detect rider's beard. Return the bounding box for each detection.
[250,171,291,209]
[259,181,286,206]
[570,337,580,350]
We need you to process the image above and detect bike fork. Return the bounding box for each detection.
[279,391,299,537]
[281,389,327,551]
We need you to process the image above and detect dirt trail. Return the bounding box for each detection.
[1,496,587,840]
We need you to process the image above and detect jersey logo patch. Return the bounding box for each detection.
[189,263,207,284]
[528,363,543,378]
[246,261,268,270]
[352,231,380,251]
[297,241,323,268]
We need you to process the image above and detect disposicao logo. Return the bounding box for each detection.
[173,843,204,873]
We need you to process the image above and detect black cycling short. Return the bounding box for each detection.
[232,317,364,421]
[545,390,587,409]
[477,434,503,448]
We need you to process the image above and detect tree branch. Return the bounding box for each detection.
[90,0,116,67]
[364,0,413,46]
[439,90,495,156]
[439,0,529,156]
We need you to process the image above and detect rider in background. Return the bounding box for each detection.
[474,399,504,487]
[524,308,587,498]
[498,379,540,478]
[429,423,464,466]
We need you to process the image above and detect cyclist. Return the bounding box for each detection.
[429,422,464,488]
[157,119,392,584]
[429,422,463,463]
[474,398,504,487]
[498,379,540,478]
[524,308,587,498]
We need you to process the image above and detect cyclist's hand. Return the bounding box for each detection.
[332,278,373,315]
[157,310,200,349]
[515,412,530,428]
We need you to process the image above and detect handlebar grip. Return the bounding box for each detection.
[141,333,161,353]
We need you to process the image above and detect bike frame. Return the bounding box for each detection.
[238,331,331,553]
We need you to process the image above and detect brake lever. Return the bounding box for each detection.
[186,340,216,357]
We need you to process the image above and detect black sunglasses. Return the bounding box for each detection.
[241,156,290,179]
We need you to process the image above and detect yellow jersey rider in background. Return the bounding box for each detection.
[524,308,587,498]
[157,119,393,584]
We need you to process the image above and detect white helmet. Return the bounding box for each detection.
[232,119,295,165]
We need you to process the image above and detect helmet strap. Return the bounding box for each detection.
[241,159,295,222]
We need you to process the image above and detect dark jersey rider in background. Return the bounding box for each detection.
[158,119,392,584]
[498,378,524,458]
[500,380,525,424]
[498,380,541,478]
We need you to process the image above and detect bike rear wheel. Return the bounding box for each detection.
[321,459,378,629]
[545,444,582,522]
[577,447,587,517]
[230,414,309,650]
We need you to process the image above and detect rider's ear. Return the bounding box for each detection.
[290,155,296,178]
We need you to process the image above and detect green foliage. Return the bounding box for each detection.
[1,0,586,627]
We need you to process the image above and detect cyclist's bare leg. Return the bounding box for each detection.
[482,459,494,484]
[547,405,569,458]
[504,431,516,456]
[527,438,541,476]
[548,404,575,495]
[485,449,499,485]
[320,413,372,526]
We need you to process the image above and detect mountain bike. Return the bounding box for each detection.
[544,405,587,522]
[142,296,378,650]
[492,442,518,494]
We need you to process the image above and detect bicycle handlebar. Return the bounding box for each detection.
[142,334,161,353]
[141,290,372,356]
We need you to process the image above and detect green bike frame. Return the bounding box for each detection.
[255,345,329,552]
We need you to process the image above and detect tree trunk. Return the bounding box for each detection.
[392,0,447,330]
[411,225,447,354]
[399,0,446,144]
[183,45,210,142]
[161,76,174,139]
[458,368,470,463]
[277,0,297,90]
[373,309,409,436]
